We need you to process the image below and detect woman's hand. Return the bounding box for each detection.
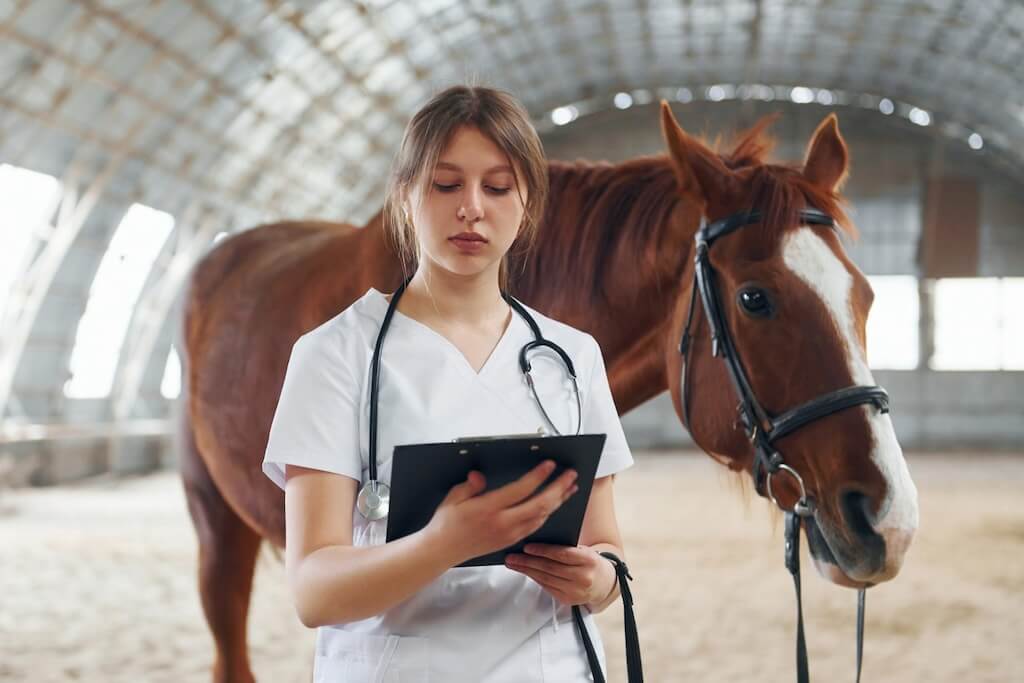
[504,543,617,609]
[424,461,579,566]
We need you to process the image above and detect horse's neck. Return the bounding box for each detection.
[308,212,404,319]
[516,158,701,411]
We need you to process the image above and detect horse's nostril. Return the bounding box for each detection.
[835,488,887,577]
[840,489,876,539]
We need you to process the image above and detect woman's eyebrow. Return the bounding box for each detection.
[436,161,514,173]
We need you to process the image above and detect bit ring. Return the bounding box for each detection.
[767,463,814,516]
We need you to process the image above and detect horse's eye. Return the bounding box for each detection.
[737,288,773,318]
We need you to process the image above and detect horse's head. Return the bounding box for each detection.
[659,102,918,588]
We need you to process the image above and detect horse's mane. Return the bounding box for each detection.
[716,115,854,242]
[530,155,683,303]
[523,116,854,304]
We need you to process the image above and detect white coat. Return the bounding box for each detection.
[263,287,634,682]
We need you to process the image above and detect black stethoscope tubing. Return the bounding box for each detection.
[356,276,581,521]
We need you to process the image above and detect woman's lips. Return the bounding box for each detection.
[450,232,487,242]
[449,234,487,253]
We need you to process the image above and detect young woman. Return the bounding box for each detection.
[262,85,634,681]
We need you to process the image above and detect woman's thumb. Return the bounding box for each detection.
[447,471,486,504]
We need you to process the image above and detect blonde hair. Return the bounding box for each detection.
[383,85,548,291]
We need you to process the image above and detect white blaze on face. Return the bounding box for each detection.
[781,228,919,548]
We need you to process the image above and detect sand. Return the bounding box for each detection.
[1,451,1020,682]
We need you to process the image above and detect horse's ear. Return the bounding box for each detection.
[660,101,730,203]
[803,114,849,192]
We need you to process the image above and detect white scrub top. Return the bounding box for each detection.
[263,287,634,682]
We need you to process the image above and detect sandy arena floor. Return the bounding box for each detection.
[1,451,1021,682]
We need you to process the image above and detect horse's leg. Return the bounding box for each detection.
[180,413,261,683]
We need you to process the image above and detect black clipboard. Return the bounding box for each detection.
[385,433,606,567]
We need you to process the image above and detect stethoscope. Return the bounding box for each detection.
[356,277,583,521]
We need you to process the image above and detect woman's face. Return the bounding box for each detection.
[407,125,527,281]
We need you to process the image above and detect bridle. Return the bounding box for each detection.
[678,207,891,683]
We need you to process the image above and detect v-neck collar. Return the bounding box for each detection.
[366,287,523,379]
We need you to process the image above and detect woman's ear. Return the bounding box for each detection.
[402,199,413,229]
[402,183,421,227]
[512,169,529,212]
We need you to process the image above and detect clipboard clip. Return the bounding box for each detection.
[453,428,550,443]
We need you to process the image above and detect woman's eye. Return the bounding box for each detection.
[432,183,509,194]
[737,288,774,318]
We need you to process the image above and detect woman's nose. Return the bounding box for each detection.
[458,187,484,223]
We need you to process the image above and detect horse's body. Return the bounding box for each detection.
[180,109,917,682]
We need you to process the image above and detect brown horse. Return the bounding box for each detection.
[179,103,918,682]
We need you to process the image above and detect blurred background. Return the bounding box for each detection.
[1,1,1021,681]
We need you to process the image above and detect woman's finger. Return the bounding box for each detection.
[512,565,585,602]
[478,460,560,508]
[522,543,588,565]
[506,554,579,582]
[505,473,577,524]
[509,565,578,596]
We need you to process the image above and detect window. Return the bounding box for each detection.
[932,278,1024,370]
[0,164,60,320]
[160,346,181,399]
[865,275,919,370]
[65,203,175,398]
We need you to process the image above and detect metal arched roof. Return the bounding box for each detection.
[3,0,1022,222]
[1,0,1022,426]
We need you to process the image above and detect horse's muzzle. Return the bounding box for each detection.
[804,501,914,588]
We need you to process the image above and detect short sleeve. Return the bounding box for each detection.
[582,336,634,478]
[261,329,363,490]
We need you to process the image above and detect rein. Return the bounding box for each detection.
[678,208,888,682]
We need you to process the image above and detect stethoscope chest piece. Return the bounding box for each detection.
[356,480,391,521]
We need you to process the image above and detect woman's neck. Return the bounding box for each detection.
[400,263,508,327]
